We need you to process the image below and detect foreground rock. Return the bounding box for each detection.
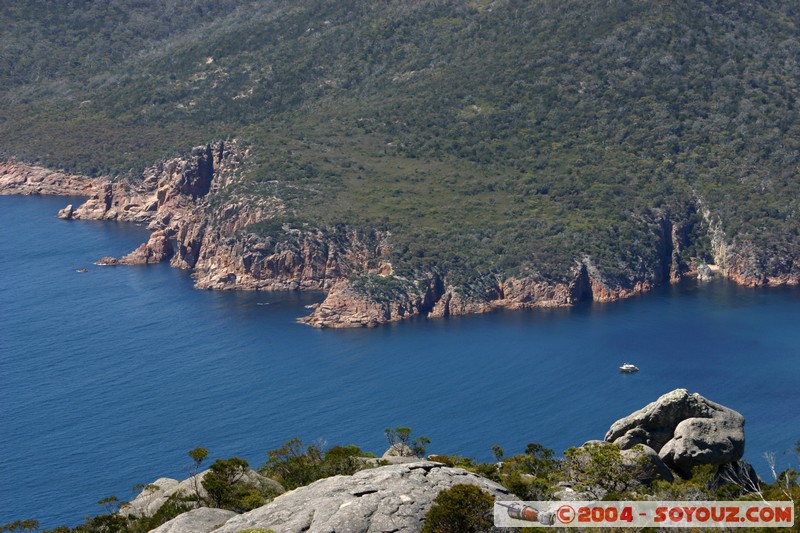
[121,470,282,518]
[605,389,745,477]
[211,461,515,533]
[150,508,237,533]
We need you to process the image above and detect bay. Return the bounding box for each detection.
[1,195,798,529]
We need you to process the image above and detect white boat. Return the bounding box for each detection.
[619,363,639,373]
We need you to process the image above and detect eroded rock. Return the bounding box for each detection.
[58,204,74,219]
[0,161,101,196]
[149,507,237,533]
[605,389,745,478]
[659,416,745,476]
[210,461,514,533]
[119,230,174,265]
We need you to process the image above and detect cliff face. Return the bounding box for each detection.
[2,148,798,329]
[300,264,656,329]
[701,206,800,288]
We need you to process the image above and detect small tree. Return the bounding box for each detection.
[97,496,121,514]
[0,520,40,533]
[496,442,559,500]
[491,445,504,462]
[188,447,208,501]
[385,427,430,457]
[202,457,249,508]
[385,427,412,448]
[261,439,366,489]
[422,484,495,533]
[412,436,431,458]
[262,438,324,489]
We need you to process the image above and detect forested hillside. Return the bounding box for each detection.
[2,0,799,307]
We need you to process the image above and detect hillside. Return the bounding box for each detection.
[2,0,799,325]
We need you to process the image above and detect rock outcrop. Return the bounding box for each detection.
[383,444,416,459]
[119,230,174,265]
[0,161,101,196]
[299,279,430,328]
[58,204,75,219]
[120,477,181,518]
[696,263,714,281]
[122,469,282,519]
[300,263,657,328]
[149,508,237,533]
[210,461,514,533]
[605,389,745,477]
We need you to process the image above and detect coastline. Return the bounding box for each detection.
[3,151,798,329]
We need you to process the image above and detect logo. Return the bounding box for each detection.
[557,504,576,524]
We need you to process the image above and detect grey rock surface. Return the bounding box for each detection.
[383,443,415,458]
[659,416,745,476]
[211,461,515,533]
[149,507,237,533]
[604,388,744,477]
[120,477,181,518]
[696,263,714,281]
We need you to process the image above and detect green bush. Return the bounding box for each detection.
[421,484,495,533]
[562,442,643,500]
[260,439,366,490]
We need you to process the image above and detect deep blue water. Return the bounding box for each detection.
[1,195,799,528]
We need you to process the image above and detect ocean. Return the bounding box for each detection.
[1,195,799,528]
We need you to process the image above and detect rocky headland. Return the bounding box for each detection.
[2,147,799,329]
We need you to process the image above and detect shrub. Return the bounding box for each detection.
[260,439,366,490]
[421,484,495,533]
[562,442,641,500]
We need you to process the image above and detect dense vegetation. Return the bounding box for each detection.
[2,1,799,282]
[3,435,797,532]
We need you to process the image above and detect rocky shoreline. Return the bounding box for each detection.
[2,147,799,329]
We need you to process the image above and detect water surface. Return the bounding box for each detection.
[1,195,798,528]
